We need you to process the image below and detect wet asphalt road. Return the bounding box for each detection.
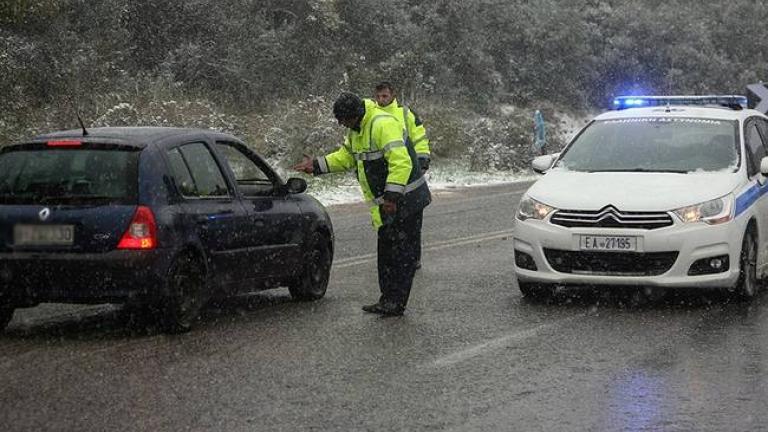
[3,182,768,431]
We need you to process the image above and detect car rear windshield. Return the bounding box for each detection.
[0,145,139,205]
[557,117,740,173]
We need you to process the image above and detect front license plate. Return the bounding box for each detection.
[14,224,75,246]
[580,235,637,252]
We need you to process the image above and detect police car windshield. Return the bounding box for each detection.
[557,117,739,173]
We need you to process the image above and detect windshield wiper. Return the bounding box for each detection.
[588,168,689,174]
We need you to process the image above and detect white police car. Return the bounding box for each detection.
[513,95,768,300]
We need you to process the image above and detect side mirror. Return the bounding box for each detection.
[532,153,558,174]
[760,156,768,176]
[285,177,307,194]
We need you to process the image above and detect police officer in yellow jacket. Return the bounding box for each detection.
[293,92,431,316]
[374,81,431,269]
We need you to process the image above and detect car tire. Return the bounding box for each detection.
[519,282,555,301]
[289,232,332,301]
[0,305,15,331]
[161,253,208,333]
[733,229,759,300]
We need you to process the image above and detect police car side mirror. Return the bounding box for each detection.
[532,154,557,174]
[760,156,768,176]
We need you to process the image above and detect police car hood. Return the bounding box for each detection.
[527,169,742,211]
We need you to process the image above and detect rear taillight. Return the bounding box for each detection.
[117,206,157,250]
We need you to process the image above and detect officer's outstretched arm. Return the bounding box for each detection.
[316,138,355,175]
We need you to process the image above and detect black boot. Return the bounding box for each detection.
[379,301,405,317]
[362,301,404,316]
[362,302,385,314]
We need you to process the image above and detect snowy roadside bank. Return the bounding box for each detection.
[301,163,539,207]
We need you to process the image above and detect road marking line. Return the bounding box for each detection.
[333,229,515,269]
[430,316,580,368]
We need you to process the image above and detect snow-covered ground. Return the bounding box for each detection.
[296,161,539,207]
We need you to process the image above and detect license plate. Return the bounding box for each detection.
[14,224,75,246]
[580,235,636,252]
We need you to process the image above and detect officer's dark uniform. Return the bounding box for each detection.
[377,97,432,270]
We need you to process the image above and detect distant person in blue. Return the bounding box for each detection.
[532,110,547,155]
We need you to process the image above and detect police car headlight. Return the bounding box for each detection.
[673,194,734,225]
[517,195,556,221]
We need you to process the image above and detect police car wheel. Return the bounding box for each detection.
[734,229,759,300]
[0,305,14,331]
[518,282,555,301]
[289,232,331,301]
[161,253,208,333]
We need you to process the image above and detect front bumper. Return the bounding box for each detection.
[513,216,746,289]
[0,249,174,304]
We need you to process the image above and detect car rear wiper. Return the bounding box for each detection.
[38,195,124,205]
[0,196,32,204]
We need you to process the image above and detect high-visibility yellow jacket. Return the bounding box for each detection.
[314,99,430,229]
[377,98,431,159]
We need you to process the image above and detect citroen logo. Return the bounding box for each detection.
[601,206,621,221]
[39,207,51,221]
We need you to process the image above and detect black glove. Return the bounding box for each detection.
[418,156,431,172]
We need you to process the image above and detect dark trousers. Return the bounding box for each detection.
[415,213,423,262]
[377,209,423,308]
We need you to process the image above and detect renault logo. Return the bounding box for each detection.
[39,207,51,221]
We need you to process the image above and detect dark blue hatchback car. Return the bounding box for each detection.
[0,127,334,332]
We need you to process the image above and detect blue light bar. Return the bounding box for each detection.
[612,95,748,110]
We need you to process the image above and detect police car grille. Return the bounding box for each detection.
[550,207,673,230]
[543,249,678,276]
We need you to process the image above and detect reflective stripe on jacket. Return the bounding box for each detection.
[378,98,431,159]
[315,99,430,229]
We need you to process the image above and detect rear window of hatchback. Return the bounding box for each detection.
[0,143,140,205]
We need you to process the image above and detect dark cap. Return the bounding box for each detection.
[333,92,364,120]
[375,81,395,92]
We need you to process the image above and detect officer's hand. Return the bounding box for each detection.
[292,154,314,174]
[381,199,397,215]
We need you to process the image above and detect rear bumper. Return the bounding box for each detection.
[0,249,175,304]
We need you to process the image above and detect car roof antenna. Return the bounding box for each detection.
[68,94,89,136]
[76,112,89,137]
[77,113,88,136]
